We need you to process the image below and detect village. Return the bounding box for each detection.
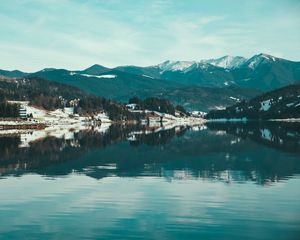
[0,99,206,129]
[0,99,207,148]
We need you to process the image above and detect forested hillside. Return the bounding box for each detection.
[205,83,300,120]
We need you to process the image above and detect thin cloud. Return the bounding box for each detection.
[0,0,299,71]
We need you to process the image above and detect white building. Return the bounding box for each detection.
[63,107,74,115]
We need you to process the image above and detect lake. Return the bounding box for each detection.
[0,122,299,240]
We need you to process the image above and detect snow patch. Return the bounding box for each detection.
[142,74,154,79]
[201,55,247,69]
[286,102,294,107]
[230,96,239,101]
[80,74,117,79]
[158,60,196,72]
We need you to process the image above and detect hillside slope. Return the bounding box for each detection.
[205,83,300,120]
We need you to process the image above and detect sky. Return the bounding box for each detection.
[0,0,299,72]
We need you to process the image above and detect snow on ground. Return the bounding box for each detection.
[201,55,247,69]
[3,101,111,127]
[286,102,295,107]
[79,74,117,79]
[142,75,154,79]
[214,106,226,110]
[230,96,240,101]
[1,120,112,148]
[70,72,117,78]
[158,60,196,72]
[2,103,208,146]
[95,112,111,123]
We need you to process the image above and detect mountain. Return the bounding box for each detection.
[28,68,260,111]
[232,54,300,90]
[151,86,260,111]
[80,64,111,75]
[111,54,300,91]
[159,63,234,86]
[1,53,299,110]
[0,69,28,78]
[205,83,300,120]
[29,69,182,101]
[158,60,196,72]
[201,55,247,69]
[114,65,161,79]
[156,54,300,90]
[1,54,299,91]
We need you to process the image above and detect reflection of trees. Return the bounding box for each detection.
[0,122,299,185]
[0,125,187,176]
[206,122,300,152]
[129,128,177,146]
[0,136,20,160]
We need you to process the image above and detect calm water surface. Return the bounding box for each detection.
[0,122,299,240]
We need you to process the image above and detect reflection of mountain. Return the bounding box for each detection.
[206,122,300,153]
[0,123,299,185]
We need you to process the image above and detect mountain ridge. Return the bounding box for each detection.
[0,53,299,111]
[205,83,300,120]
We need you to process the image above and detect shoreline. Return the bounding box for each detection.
[206,118,300,123]
[0,116,207,130]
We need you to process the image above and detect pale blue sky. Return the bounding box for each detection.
[0,0,299,71]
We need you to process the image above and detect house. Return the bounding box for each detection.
[126,103,139,110]
[191,111,206,118]
[64,107,74,115]
[19,105,27,119]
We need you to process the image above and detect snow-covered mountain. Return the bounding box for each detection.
[157,55,247,73]
[157,54,280,72]
[158,60,196,72]
[244,53,278,69]
[201,55,247,69]
[156,54,289,73]
[1,53,299,94]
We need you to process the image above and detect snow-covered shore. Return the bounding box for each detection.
[0,102,207,148]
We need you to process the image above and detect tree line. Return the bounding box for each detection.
[0,101,19,118]
[128,96,188,116]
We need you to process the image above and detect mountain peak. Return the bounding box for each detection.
[158,60,196,72]
[246,53,277,69]
[83,64,110,75]
[201,55,247,69]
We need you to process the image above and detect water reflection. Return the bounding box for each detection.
[206,121,300,153]
[0,122,299,185]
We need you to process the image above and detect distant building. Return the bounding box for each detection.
[126,104,139,110]
[19,105,27,119]
[191,111,206,118]
[64,107,74,115]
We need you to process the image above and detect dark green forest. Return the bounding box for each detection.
[0,77,186,120]
[0,77,134,120]
[0,101,19,118]
[205,83,300,120]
